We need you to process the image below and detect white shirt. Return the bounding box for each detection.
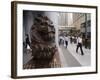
[77,37,82,43]
[64,36,68,41]
[59,36,64,40]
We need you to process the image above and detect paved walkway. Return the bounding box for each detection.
[67,42,91,66]
[59,45,81,67]
[59,41,91,67]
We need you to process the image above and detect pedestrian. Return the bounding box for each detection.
[72,36,74,43]
[70,35,72,43]
[25,34,30,49]
[59,35,63,45]
[76,35,84,55]
[64,35,68,48]
[74,36,77,44]
[85,37,88,49]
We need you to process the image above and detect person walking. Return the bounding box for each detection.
[64,35,68,48]
[25,34,30,49]
[76,35,84,55]
[59,35,63,45]
[70,35,72,44]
